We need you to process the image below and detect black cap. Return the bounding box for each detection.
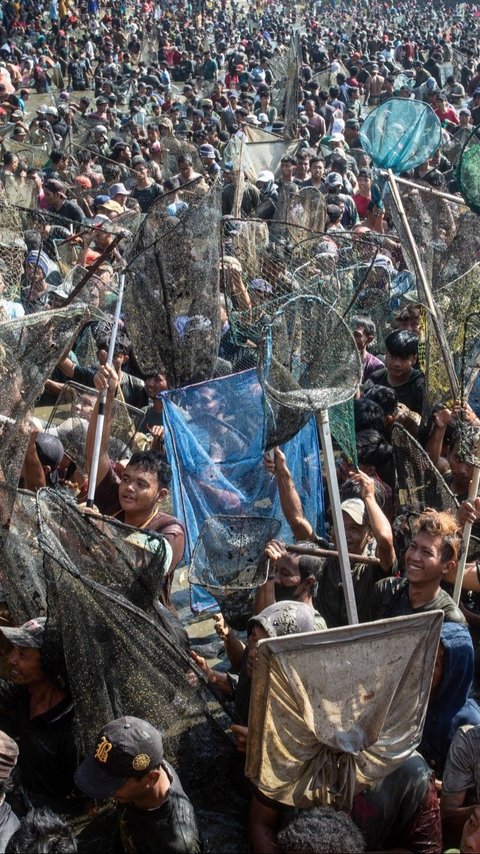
[74,716,164,800]
[35,434,64,484]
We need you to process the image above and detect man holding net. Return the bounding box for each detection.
[85,363,185,611]
[264,448,394,626]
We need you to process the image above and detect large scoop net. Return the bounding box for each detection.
[124,183,222,386]
[188,515,281,629]
[0,483,46,623]
[0,305,87,485]
[360,99,442,173]
[45,382,144,474]
[258,295,362,413]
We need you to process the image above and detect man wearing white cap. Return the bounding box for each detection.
[108,182,131,211]
[264,451,395,627]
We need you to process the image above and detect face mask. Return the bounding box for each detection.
[274,583,299,602]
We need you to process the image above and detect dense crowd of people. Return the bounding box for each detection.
[1,0,480,851]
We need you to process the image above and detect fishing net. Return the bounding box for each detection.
[391,422,458,518]
[0,305,87,485]
[45,382,143,475]
[329,399,358,467]
[258,295,362,414]
[0,199,28,301]
[188,515,281,629]
[457,126,480,215]
[162,369,324,612]
[360,99,442,173]
[0,483,46,623]
[435,211,480,288]
[124,182,222,386]
[421,265,480,409]
[246,612,443,810]
[35,488,246,851]
[283,32,302,141]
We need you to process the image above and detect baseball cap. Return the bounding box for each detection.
[198,143,215,159]
[35,433,65,484]
[93,194,110,209]
[256,169,275,184]
[0,731,18,780]
[358,167,372,178]
[460,108,471,116]
[97,199,124,215]
[245,114,260,126]
[94,124,108,135]
[43,179,67,197]
[248,602,315,638]
[325,172,342,188]
[0,616,46,649]
[341,498,366,526]
[45,105,58,117]
[109,182,131,198]
[74,716,164,800]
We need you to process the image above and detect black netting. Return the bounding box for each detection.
[391,422,458,517]
[0,483,46,623]
[0,306,86,485]
[189,515,281,629]
[124,183,222,385]
[35,488,243,848]
[258,295,362,415]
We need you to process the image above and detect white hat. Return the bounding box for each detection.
[341,498,366,526]
[109,182,131,197]
[256,169,275,184]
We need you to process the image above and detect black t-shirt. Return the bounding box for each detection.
[47,200,84,228]
[363,367,425,415]
[118,761,201,854]
[132,182,163,213]
[0,681,77,809]
[314,545,386,628]
[371,577,466,624]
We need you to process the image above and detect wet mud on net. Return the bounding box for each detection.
[36,488,247,851]
[189,515,281,630]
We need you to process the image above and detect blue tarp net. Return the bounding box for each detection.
[162,369,324,613]
[360,99,442,173]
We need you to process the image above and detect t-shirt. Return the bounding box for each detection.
[0,681,77,810]
[118,761,201,854]
[51,199,84,226]
[363,366,425,415]
[315,543,386,628]
[132,182,163,213]
[442,724,480,803]
[370,577,466,624]
[362,351,384,382]
[94,466,185,571]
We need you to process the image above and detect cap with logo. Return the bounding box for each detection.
[74,716,164,800]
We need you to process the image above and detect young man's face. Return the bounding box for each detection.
[7,646,43,686]
[337,512,370,554]
[352,325,371,353]
[118,465,164,515]
[385,350,416,383]
[405,531,453,587]
[449,441,474,493]
[146,372,168,398]
[280,161,294,182]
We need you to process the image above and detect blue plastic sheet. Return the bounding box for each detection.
[360,99,442,173]
[162,369,324,613]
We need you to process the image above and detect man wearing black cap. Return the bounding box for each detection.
[75,716,201,853]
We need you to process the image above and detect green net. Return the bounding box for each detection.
[457,133,480,215]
